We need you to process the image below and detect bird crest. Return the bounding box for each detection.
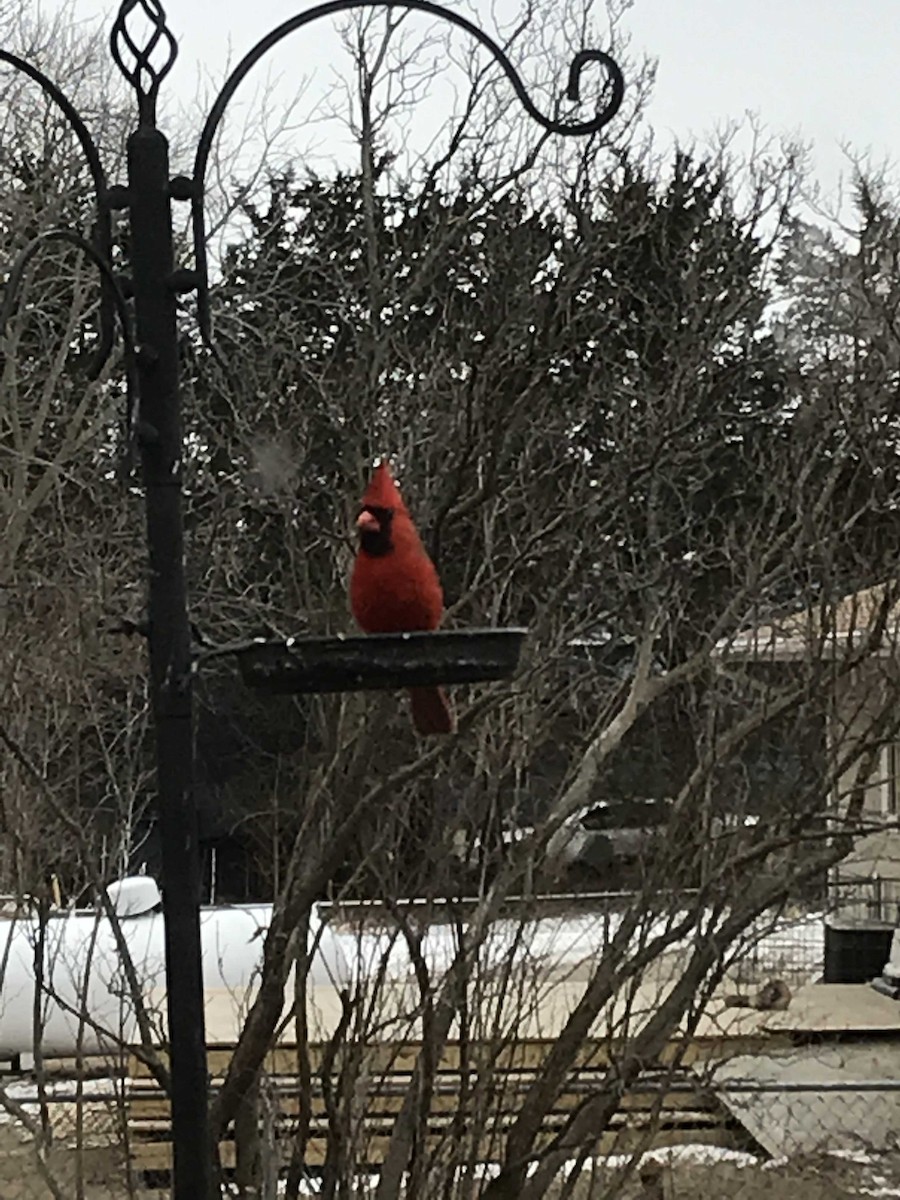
[361,459,407,512]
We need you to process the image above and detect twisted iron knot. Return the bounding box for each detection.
[110,0,177,127]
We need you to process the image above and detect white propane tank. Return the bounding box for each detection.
[0,879,350,1059]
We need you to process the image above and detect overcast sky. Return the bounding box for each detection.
[38,0,900,207]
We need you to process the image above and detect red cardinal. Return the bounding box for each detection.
[350,460,454,735]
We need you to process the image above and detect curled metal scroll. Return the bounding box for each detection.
[0,230,139,471]
[110,0,178,128]
[190,0,625,352]
[0,51,114,379]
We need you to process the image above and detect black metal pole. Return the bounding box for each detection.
[127,124,212,1199]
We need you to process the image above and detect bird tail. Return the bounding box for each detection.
[409,686,454,735]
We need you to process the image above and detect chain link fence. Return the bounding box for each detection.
[0,1075,132,1199]
[0,1071,899,1197]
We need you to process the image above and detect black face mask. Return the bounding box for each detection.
[357,505,394,556]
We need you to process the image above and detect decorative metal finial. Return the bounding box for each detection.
[110,0,177,127]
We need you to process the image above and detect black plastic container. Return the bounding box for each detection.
[823,919,894,984]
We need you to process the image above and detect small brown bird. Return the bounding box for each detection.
[350,460,454,735]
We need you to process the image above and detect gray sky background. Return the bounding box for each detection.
[38,0,900,211]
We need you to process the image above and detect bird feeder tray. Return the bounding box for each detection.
[234,629,527,695]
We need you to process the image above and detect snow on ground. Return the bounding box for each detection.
[0,1077,120,1112]
[215,1146,900,1196]
[616,1144,762,1170]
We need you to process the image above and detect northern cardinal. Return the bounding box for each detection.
[350,460,454,735]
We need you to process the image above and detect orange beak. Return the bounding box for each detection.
[356,510,380,535]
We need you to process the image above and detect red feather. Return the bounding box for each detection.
[350,461,454,735]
